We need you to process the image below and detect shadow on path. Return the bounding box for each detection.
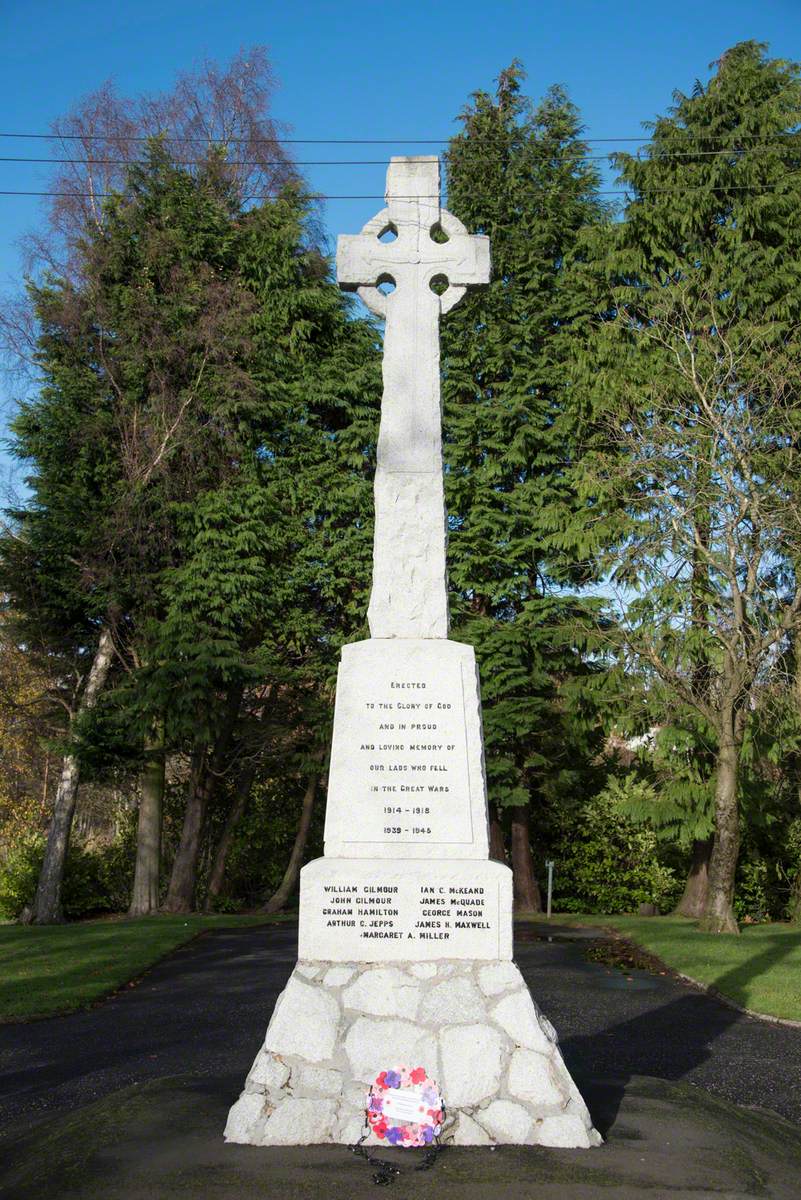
[560,931,800,1136]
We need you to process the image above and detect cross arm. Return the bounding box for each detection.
[336,210,395,290]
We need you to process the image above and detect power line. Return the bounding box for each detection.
[1,177,799,200]
[1,145,801,167]
[0,130,799,146]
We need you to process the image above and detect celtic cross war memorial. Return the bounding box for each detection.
[225,156,601,1149]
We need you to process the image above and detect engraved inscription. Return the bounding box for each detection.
[327,649,473,846]
[316,880,494,945]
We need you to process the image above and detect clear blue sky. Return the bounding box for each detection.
[0,0,799,485]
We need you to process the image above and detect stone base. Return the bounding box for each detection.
[225,958,601,1148]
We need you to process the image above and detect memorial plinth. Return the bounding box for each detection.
[225,158,600,1149]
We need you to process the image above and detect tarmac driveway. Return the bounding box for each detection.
[1,921,800,1138]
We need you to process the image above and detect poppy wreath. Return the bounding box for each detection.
[366,1065,444,1147]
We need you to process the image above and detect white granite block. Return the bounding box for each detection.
[324,639,490,859]
[247,1050,289,1093]
[418,976,485,1026]
[299,856,512,962]
[507,1048,569,1110]
[534,1114,601,1149]
[478,961,525,997]
[477,1100,534,1144]
[491,990,555,1054]
[224,1092,269,1143]
[344,1016,438,1084]
[264,975,339,1062]
[293,1066,343,1098]
[260,1098,338,1146]
[440,1022,504,1106]
[342,967,420,1019]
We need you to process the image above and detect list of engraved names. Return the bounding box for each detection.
[321,881,491,943]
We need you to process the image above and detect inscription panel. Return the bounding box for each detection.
[324,639,489,858]
[299,857,513,962]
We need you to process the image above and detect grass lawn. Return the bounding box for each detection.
[0,913,288,1022]
[553,913,801,1023]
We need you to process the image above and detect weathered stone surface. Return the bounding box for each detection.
[337,158,489,639]
[507,1048,568,1111]
[409,962,438,979]
[294,1066,343,1098]
[227,957,600,1147]
[477,1099,534,1144]
[566,1074,594,1121]
[336,1104,367,1145]
[540,1015,559,1044]
[491,990,554,1054]
[322,965,357,988]
[477,961,524,997]
[295,963,320,979]
[264,975,339,1062]
[261,1098,337,1146]
[342,968,420,1020]
[440,1023,503,1107]
[419,976,485,1026]
[344,1016,438,1084]
[451,1111,492,1146]
[247,1051,289,1093]
[371,473,449,638]
[299,857,512,962]
[224,1092,268,1143]
[533,1113,599,1149]
[344,1082,368,1108]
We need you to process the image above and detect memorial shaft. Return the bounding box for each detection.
[337,157,490,638]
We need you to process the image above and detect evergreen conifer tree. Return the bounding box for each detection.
[4,141,379,920]
[442,64,609,907]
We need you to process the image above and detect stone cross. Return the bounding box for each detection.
[227,159,600,1152]
[337,157,490,638]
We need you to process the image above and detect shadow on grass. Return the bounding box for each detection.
[0,916,282,1021]
[698,924,801,1012]
[563,932,800,1136]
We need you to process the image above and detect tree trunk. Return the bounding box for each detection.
[261,771,319,914]
[789,631,801,925]
[162,683,243,914]
[789,865,801,924]
[204,759,258,911]
[23,626,115,924]
[509,804,542,913]
[700,735,741,934]
[489,805,506,864]
[674,836,713,918]
[128,723,165,917]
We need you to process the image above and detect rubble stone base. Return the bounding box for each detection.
[225,959,601,1148]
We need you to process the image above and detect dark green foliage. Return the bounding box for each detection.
[0,834,133,920]
[564,42,801,929]
[442,63,611,823]
[550,792,679,914]
[6,141,380,763]
[1,124,380,916]
[211,780,325,910]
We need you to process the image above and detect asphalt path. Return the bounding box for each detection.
[1,922,800,1140]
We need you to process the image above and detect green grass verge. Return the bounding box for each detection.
[553,913,801,1022]
[0,913,288,1021]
